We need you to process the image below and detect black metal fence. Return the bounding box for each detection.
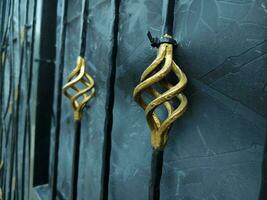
[0,0,267,200]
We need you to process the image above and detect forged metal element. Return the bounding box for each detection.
[149,149,163,200]
[8,0,24,199]
[79,0,89,58]
[22,0,37,198]
[100,0,120,199]
[147,31,177,48]
[21,0,37,200]
[62,0,95,199]
[0,3,13,195]
[0,0,13,195]
[34,0,58,186]
[63,56,95,121]
[0,160,2,199]
[62,0,95,122]
[259,136,267,199]
[0,0,7,39]
[21,0,32,199]
[147,0,176,48]
[133,1,187,197]
[70,120,81,200]
[133,43,188,150]
[162,0,175,36]
[62,56,95,200]
[51,0,69,199]
[13,2,26,199]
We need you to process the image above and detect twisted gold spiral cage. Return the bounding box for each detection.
[133,43,188,150]
[63,56,95,121]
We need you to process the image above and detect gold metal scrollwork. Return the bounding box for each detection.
[133,43,188,150]
[63,56,95,121]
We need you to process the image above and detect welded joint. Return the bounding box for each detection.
[147,31,177,48]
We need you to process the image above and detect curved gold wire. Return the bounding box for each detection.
[63,56,95,121]
[133,43,188,150]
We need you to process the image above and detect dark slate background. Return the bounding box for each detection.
[49,0,267,200]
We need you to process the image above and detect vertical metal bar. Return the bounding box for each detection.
[0,0,7,40]
[162,0,175,36]
[259,136,267,199]
[0,0,12,135]
[7,2,19,200]
[20,0,32,198]
[1,1,15,198]
[79,0,89,58]
[62,0,95,198]
[70,120,82,200]
[149,150,164,200]
[24,0,37,199]
[0,0,8,167]
[67,1,90,199]
[50,0,69,199]
[33,0,58,186]
[148,1,176,200]
[100,0,120,199]
[1,0,15,192]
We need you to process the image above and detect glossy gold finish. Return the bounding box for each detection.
[133,43,188,150]
[63,56,95,121]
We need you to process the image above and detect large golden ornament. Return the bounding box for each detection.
[63,56,95,121]
[133,43,188,150]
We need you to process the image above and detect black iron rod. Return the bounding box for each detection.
[70,120,82,200]
[0,0,9,170]
[1,0,13,120]
[3,29,14,199]
[0,0,12,48]
[14,131,19,200]
[100,0,120,199]
[33,0,58,186]
[13,0,25,198]
[1,0,14,196]
[162,0,175,36]
[259,135,267,199]
[20,0,31,198]
[149,1,175,200]
[51,0,69,199]
[68,0,90,199]
[0,0,7,40]
[7,1,20,199]
[149,149,164,200]
[22,0,37,198]
[79,0,89,58]
[2,117,13,200]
